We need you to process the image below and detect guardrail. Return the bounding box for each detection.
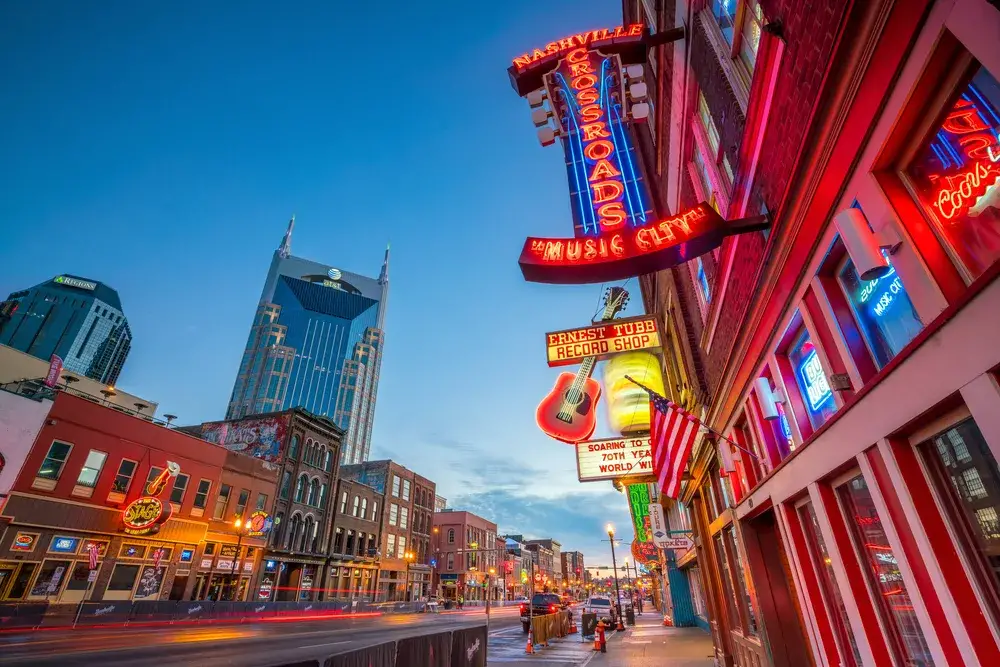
[0,599,429,631]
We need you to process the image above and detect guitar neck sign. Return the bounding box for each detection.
[546,316,659,367]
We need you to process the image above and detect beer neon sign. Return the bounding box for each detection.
[512,25,644,70]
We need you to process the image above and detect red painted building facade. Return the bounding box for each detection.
[0,392,277,603]
[630,0,1000,665]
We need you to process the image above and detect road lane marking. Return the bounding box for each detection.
[300,641,350,649]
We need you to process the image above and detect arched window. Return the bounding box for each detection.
[300,516,314,552]
[279,471,291,499]
[324,448,333,472]
[308,478,319,506]
[448,529,455,544]
[319,483,328,510]
[371,501,378,521]
[294,474,307,503]
[361,498,368,518]
[305,442,313,466]
[288,435,300,460]
[287,513,302,550]
[340,491,348,513]
[352,496,360,517]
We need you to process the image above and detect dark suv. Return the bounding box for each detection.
[519,592,562,633]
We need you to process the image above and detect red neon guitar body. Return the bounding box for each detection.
[535,372,602,444]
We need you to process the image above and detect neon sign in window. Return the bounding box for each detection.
[904,65,1000,279]
[789,332,836,430]
[839,252,922,369]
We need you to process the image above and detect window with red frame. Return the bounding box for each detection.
[788,329,837,431]
[903,64,1000,280]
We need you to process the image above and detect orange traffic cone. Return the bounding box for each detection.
[593,634,601,651]
[526,628,534,654]
[663,615,673,627]
[570,615,578,634]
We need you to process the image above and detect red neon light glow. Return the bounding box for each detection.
[519,203,735,284]
[926,97,1000,221]
[932,160,1000,220]
[535,373,601,443]
[511,24,644,70]
[560,48,630,234]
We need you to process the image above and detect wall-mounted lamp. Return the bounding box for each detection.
[537,126,557,147]
[834,208,890,280]
[624,64,649,122]
[754,377,786,421]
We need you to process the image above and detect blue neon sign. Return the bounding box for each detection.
[798,349,833,412]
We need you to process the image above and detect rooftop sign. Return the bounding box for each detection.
[54,275,97,291]
[511,24,645,71]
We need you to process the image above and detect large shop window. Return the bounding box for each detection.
[788,330,836,430]
[838,252,923,368]
[919,418,1000,627]
[837,475,935,666]
[798,502,862,667]
[726,526,758,636]
[904,64,1000,280]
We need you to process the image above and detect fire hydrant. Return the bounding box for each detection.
[597,620,607,653]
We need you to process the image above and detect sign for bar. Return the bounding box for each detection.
[546,316,660,367]
[576,435,653,482]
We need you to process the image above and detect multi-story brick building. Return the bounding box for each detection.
[339,460,436,600]
[328,478,382,599]
[0,391,277,604]
[432,510,501,603]
[561,551,585,594]
[192,407,343,602]
[628,0,1000,665]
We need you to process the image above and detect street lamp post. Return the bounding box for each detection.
[607,524,626,631]
[231,517,248,601]
[487,567,496,620]
[404,551,415,602]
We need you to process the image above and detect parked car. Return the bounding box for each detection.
[582,596,615,626]
[520,592,562,632]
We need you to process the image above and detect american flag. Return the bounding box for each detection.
[88,543,99,570]
[649,393,703,499]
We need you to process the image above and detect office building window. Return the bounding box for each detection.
[402,480,411,501]
[400,507,409,530]
[392,475,401,497]
[904,63,1000,280]
[256,492,268,510]
[390,503,399,526]
[214,484,232,520]
[235,489,249,517]
[37,442,72,480]
[387,534,396,558]
[170,474,189,504]
[111,459,137,494]
[76,450,107,488]
[193,479,211,509]
[838,252,923,368]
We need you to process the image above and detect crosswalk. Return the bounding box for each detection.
[487,625,599,665]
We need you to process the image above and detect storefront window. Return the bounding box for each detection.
[838,474,935,666]
[726,526,758,636]
[798,502,861,667]
[838,253,923,368]
[710,0,737,45]
[29,560,70,597]
[920,418,1000,627]
[904,64,1000,280]
[688,567,707,618]
[789,330,837,430]
[714,534,742,631]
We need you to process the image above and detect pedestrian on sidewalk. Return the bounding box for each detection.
[458,594,464,609]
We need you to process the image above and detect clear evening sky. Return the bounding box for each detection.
[0,1,639,571]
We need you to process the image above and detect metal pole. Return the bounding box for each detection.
[609,534,624,631]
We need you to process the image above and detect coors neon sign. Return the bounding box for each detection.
[508,26,767,284]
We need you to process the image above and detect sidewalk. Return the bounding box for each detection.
[590,613,716,667]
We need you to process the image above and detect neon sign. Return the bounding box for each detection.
[122,497,171,536]
[512,25,644,70]
[797,350,833,412]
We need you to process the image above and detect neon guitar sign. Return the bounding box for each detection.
[536,287,629,443]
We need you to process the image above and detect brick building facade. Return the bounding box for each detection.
[629,0,1000,665]
[432,510,502,602]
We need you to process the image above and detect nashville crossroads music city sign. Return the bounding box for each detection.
[508,27,768,285]
[576,435,653,482]
[546,315,659,367]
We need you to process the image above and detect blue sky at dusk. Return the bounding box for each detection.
[0,1,639,568]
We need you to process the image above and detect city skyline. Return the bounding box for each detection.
[0,0,633,567]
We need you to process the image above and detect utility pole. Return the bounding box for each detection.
[607,524,625,631]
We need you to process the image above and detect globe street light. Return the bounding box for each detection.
[606,524,625,631]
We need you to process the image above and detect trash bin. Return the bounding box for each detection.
[445,600,454,610]
[625,607,636,626]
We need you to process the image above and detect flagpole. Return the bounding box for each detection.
[625,375,760,461]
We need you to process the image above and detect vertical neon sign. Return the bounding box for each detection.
[552,48,652,238]
[798,349,833,412]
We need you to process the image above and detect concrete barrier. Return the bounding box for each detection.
[396,630,452,667]
[325,640,396,667]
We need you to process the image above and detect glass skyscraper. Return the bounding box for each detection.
[0,275,132,385]
[227,217,388,465]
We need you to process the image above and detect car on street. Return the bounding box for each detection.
[582,596,616,626]
[520,592,563,632]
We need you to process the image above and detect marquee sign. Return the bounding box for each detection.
[508,30,767,285]
[576,436,653,482]
[546,316,659,367]
[122,497,171,536]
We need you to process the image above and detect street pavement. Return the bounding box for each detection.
[0,605,521,666]
[589,613,716,667]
